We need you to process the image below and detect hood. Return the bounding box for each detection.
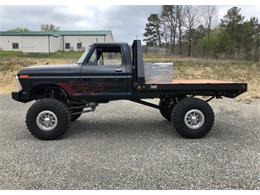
[18,64,79,75]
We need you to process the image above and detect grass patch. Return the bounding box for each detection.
[0,50,84,59]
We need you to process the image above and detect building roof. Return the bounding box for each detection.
[0,30,112,37]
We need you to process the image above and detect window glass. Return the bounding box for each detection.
[88,49,97,65]
[77,43,82,49]
[77,46,90,64]
[65,43,70,49]
[101,52,122,65]
[87,46,123,66]
[12,43,19,49]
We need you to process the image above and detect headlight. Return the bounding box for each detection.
[15,75,22,90]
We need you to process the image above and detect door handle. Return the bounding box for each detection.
[115,68,123,72]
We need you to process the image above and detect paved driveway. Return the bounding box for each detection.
[0,95,259,189]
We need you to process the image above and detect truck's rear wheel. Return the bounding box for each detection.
[171,98,214,138]
[159,99,174,121]
[159,96,187,121]
[26,98,71,140]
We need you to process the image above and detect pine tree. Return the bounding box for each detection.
[220,7,245,52]
[143,14,162,46]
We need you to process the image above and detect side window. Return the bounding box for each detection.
[101,52,122,65]
[12,43,19,49]
[77,43,82,49]
[65,43,70,49]
[87,46,123,66]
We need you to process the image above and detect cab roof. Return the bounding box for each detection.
[92,42,128,46]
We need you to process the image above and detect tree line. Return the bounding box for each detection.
[8,24,60,32]
[143,6,259,61]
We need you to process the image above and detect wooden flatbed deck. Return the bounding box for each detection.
[146,79,235,84]
[171,79,234,84]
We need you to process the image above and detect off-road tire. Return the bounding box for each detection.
[26,98,71,140]
[171,97,214,138]
[159,95,187,121]
[159,99,173,121]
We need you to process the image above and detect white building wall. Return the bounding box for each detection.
[58,36,64,51]
[50,36,62,52]
[0,36,22,51]
[21,36,49,53]
[105,32,114,42]
[63,35,110,51]
[0,33,114,53]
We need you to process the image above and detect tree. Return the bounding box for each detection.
[176,5,185,55]
[249,17,260,61]
[197,28,234,58]
[143,5,259,61]
[160,18,170,45]
[143,14,162,46]
[41,24,60,32]
[220,7,244,34]
[220,7,245,52]
[240,17,260,60]
[161,5,177,54]
[202,5,218,40]
[8,27,29,32]
[193,25,207,56]
[184,5,200,56]
[215,30,236,58]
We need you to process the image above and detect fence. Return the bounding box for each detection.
[142,46,169,56]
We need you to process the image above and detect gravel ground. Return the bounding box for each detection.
[0,95,259,190]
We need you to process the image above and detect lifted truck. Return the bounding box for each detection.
[12,40,247,140]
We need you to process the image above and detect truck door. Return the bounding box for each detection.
[80,45,132,100]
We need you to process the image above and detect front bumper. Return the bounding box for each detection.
[11,90,30,103]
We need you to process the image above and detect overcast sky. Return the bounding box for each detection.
[0,5,259,42]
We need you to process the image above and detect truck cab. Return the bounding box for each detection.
[78,42,133,100]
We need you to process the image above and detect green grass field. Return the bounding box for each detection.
[0,50,84,59]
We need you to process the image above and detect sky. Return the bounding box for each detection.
[0,5,259,42]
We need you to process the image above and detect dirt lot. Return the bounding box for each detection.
[0,95,259,189]
[0,57,75,94]
[0,52,259,102]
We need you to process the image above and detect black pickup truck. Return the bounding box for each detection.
[12,40,247,140]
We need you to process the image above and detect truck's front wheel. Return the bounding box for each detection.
[26,98,71,140]
[171,98,214,138]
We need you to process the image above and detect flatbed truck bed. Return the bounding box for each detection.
[137,79,246,98]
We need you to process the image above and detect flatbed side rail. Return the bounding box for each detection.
[133,82,247,98]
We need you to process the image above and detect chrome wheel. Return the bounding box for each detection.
[36,110,58,131]
[184,109,205,130]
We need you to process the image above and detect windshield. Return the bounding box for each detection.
[77,46,91,64]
